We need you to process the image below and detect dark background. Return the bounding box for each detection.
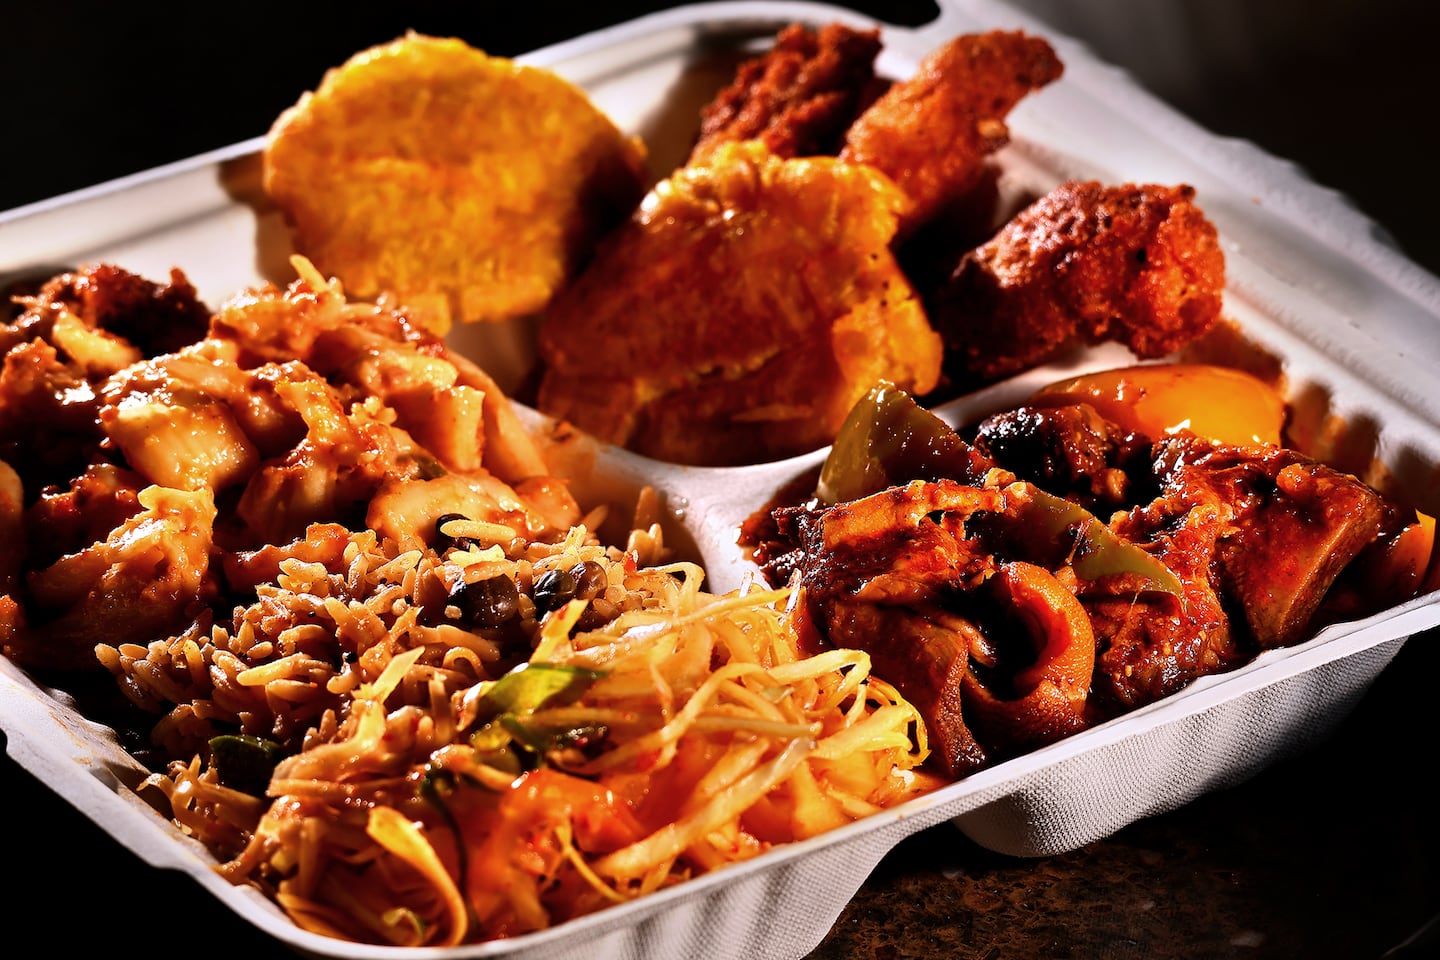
[4,3,1440,958]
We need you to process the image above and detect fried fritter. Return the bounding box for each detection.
[689,22,884,163]
[929,180,1225,387]
[535,140,943,466]
[262,33,647,333]
[839,31,1063,235]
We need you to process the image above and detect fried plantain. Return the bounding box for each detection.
[262,33,647,333]
[535,140,943,466]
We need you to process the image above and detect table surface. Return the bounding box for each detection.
[4,3,1438,958]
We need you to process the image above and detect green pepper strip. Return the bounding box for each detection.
[1004,483,1186,603]
[817,380,988,506]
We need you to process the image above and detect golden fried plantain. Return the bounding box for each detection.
[535,140,943,466]
[262,33,647,333]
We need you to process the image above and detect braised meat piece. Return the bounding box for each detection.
[1080,491,1239,712]
[973,402,1156,513]
[976,410,1394,706]
[1073,435,1390,709]
[1132,438,1389,642]
[782,472,1185,775]
[771,387,1415,775]
[780,479,1006,777]
[930,180,1225,387]
[690,22,884,162]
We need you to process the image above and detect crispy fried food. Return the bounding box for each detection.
[535,140,943,466]
[839,31,1063,235]
[930,180,1226,387]
[689,22,884,163]
[262,33,647,333]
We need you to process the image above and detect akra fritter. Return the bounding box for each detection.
[689,21,884,163]
[929,180,1226,388]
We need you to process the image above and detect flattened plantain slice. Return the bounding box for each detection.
[262,32,647,333]
[535,140,943,466]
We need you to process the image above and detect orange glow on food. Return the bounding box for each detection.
[1030,363,1286,446]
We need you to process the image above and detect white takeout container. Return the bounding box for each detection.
[3,3,1439,959]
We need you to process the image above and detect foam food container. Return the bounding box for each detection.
[3,3,1439,958]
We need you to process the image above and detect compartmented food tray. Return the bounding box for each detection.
[3,2,1440,959]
